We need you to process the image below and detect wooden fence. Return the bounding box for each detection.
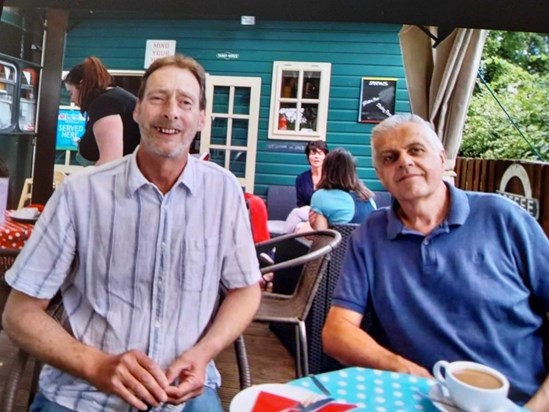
[455,157,549,237]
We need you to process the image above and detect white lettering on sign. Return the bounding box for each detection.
[362,96,379,107]
[497,163,540,219]
[375,102,392,117]
[216,52,240,60]
[144,40,176,68]
[369,81,388,86]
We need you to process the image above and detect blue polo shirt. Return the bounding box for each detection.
[332,183,549,403]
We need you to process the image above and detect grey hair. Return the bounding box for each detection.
[371,113,444,167]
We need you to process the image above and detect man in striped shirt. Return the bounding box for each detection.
[3,55,262,411]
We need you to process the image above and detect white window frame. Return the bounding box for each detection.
[268,61,331,141]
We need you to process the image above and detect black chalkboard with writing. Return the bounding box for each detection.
[358,77,397,123]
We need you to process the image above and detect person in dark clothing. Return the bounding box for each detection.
[283,140,329,233]
[295,140,329,207]
[64,56,141,165]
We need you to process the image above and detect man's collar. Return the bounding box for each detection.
[126,150,197,196]
[386,182,470,239]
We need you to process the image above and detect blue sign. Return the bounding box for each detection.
[56,107,86,150]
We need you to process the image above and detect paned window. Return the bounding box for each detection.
[268,61,331,141]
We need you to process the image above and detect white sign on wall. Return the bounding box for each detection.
[144,40,176,68]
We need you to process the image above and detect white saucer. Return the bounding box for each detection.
[428,385,522,412]
[9,209,40,224]
[9,214,39,224]
[429,385,460,412]
[230,383,316,412]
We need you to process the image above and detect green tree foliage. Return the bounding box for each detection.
[460,31,549,161]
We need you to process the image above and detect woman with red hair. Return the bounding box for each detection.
[64,56,140,165]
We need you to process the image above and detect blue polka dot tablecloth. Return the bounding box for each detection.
[289,367,440,412]
[289,367,528,412]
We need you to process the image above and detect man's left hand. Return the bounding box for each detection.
[164,350,208,404]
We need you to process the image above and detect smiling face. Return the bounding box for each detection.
[133,65,205,160]
[373,122,446,202]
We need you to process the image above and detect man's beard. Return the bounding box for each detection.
[146,140,190,159]
[140,127,193,159]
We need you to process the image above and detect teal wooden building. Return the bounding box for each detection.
[62,19,410,195]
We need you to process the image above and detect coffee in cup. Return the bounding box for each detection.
[433,360,509,412]
[453,368,503,390]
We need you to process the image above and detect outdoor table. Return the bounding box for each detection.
[289,367,438,411]
[289,366,526,411]
[0,211,34,250]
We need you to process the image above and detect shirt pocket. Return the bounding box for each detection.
[181,236,221,291]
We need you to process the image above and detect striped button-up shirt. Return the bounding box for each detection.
[6,153,261,411]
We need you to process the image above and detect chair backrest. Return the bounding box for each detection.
[17,171,68,210]
[292,231,341,320]
[53,170,67,189]
[257,229,341,320]
[17,178,33,209]
[244,193,270,243]
[266,185,297,220]
[0,248,19,329]
[0,292,66,410]
[326,224,359,312]
[268,236,310,295]
[0,247,19,277]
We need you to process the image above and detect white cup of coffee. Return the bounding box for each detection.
[433,360,509,412]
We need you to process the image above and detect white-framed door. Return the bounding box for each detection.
[201,75,261,193]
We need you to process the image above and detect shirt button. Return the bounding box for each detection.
[155,321,161,328]
[423,240,429,245]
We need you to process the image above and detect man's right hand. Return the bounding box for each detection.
[89,349,169,411]
[3,292,169,411]
[391,354,432,378]
[323,307,432,379]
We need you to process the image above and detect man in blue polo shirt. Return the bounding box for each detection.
[322,113,549,410]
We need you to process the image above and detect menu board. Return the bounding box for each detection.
[56,106,86,150]
[358,77,397,123]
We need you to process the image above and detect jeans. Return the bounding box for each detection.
[30,387,224,412]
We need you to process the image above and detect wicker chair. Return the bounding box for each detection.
[252,229,341,378]
[0,247,19,331]
[217,286,253,390]
[318,223,361,371]
[2,291,253,409]
[0,289,65,412]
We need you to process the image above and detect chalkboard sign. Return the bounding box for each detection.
[56,106,86,150]
[358,77,397,123]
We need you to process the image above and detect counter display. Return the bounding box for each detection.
[0,53,40,209]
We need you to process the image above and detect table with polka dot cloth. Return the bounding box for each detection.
[290,367,440,412]
[0,211,34,250]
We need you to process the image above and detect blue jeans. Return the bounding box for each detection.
[30,387,223,411]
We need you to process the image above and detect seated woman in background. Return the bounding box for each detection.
[283,140,329,233]
[295,140,329,207]
[64,56,141,166]
[307,148,376,231]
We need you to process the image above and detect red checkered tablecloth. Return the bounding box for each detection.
[0,211,34,250]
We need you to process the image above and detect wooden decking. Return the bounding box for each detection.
[0,322,296,411]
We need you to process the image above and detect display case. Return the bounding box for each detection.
[0,53,40,209]
[0,61,17,131]
[0,56,39,133]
